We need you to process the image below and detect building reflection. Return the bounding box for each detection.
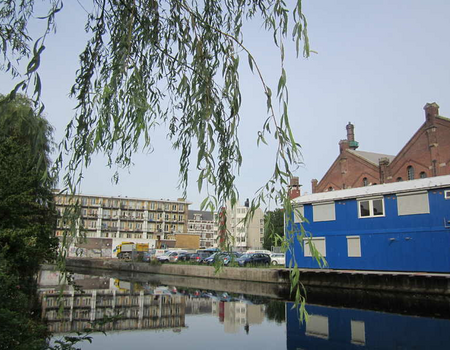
[286,303,450,349]
[38,272,266,335]
[39,272,186,334]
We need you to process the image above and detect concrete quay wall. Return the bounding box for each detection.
[65,258,450,296]
[66,258,290,284]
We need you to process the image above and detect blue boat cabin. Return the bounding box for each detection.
[286,175,450,272]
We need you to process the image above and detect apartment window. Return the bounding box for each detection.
[294,206,304,223]
[179,204,184,211]
[303,237,326,257]
[179,215,184,221]
[397,191,429,216]
[347,236,361,257]
[150,202,155,210]
[313,202,335,222]
[172,204,177,211]
[445,190,450,200]
[419,172,427,179]
[90,197,97,205]
[358,198,384,218]
[407,166,414,180]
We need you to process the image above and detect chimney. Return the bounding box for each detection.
[346,122,359,150]
[379,157,390,184]
[311,179,318,193]
[289,177,301,199]
[424,102,439,125]
[339,139,349,153]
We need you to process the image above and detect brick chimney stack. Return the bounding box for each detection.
[424,102,439,125]
[311,179,318,193]
[346,122,359,150]
[339,139,349,153]
[289,177,301,199]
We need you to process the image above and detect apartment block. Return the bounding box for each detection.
[226,200,265,251]
[187,210,218,248]
[54,193,190,255]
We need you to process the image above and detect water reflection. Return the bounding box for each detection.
[286,303,450,349]
[38,268,450,349]
[38,269,269,336]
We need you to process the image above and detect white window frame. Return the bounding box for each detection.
[313,202,336,222]
[303,237,326,257]
[397,191,430,216]
[351,320,366,345]
[293,205,304,223]
[445,190,450,200]
[357,197,385,218]
[305,315,329,339]
[347,236,361,257]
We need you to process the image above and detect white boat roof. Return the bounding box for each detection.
[294,175,450,205]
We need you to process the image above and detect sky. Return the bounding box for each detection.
[1,0,450,210]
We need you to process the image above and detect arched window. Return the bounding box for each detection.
[397,177,403,182]
[407,166,414,180]
[363,177,368,186]
[328,186,333,191]
[419,172,427,179]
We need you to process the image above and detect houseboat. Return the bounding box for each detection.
[286,175,450,272]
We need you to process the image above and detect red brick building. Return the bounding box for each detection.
[311,102,450,193]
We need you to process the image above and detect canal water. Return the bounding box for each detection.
[38,267,450,349]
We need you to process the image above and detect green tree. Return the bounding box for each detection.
[263,208,284,250]
[1,0,325,319]
[0,94,58,349]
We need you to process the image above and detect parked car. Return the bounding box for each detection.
[179,251,211,263]
[236,253,271,267]
[143,251,153,262]
[168,251,188,262]
[203,252,242,265]
[157,251,187,263]
[269,253,285,266]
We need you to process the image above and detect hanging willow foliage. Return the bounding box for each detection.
[1,0,326,318]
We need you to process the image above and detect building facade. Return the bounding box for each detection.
[312,103,450,193]
[54,193,190,255]
[288,175,450,272]
[226,200,265,251]
[187,210,218,248]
